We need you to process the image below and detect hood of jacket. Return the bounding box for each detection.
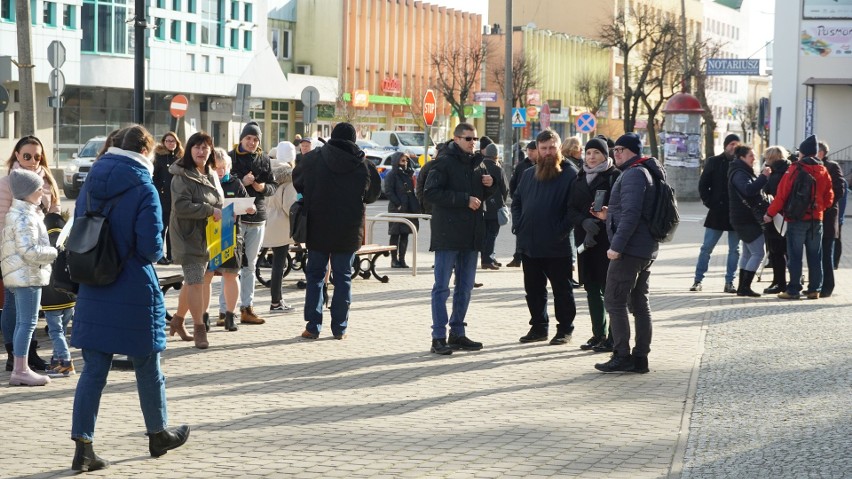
[621,155,665,180]
[770,158,791,174]
[85,151,153,202]
[154,144,179,157]
[796,156,824,174]
[272,162,293,185]
[319,139,366,174]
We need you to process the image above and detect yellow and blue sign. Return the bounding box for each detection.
[207,203,236,271]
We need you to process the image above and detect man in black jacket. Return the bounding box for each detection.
[293,123,381,340]
[506,141,537,267]
[690,133,741,293]
[817,141,845,297]
[228,121,277,325]
[424,122,494,355]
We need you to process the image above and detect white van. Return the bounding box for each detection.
[369,131,437,160]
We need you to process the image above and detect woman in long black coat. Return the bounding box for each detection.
[566,138,620,351]
[152,131,183,264]
[761,146,790,294]
[383,152,420,268]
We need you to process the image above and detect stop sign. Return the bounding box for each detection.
[170,94,189,118]
[423,89,436,126]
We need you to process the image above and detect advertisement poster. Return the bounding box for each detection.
[801,23,852,56]
[803,0,852,19]
[206,203,235,271]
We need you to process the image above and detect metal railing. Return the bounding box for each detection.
[365,213,432,276]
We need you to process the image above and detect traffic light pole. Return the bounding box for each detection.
[502,0,514,165]
[133,0,146,124]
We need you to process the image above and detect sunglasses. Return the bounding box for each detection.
[456,136,476,142]
[21,153,43,162]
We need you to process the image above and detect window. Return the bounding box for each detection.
[230,0,238,20]
[270,29,279,57]
[243,2,251,21]
[270,29,292,59]
[281,29,291,59]
[218,56,224,73]
[202,55,210,72]
[156,0,164,7]
[187,53,195,71]
[30,0,35,24]
[154,17,164,39]
[187,0,195,12]
[201,0,224,47]
[229,28,238,48]
[63,3,75,28]
[243,30,251,50]
[186,22,196,43]
[1,0,14,21]
[81,0,130,54]
[43,1,56,26]
[170,19,180,41]
[172,0,179,10]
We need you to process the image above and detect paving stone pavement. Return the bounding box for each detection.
[1,201,849,478]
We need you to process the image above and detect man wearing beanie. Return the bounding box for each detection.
[764,134,834,299]
[592,132,660,374]
[506,141,538,267]
[228,121,276,325]
[480,143,508,270]
[293,122,381,339]
[690,133,741,293]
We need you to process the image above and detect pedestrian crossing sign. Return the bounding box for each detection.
[512,108,527,127]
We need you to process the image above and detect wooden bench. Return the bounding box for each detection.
[287,243,397,283]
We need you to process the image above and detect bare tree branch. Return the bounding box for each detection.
[491,52,540,107]
[429,36,487,123]
[576,71,612,115]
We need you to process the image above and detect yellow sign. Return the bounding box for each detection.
[206,204,236,270]
[352,89,370,108]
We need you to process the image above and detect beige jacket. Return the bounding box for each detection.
[262,163,297,248]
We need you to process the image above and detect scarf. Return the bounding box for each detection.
[583,158,613,184]
[107,146,155,176]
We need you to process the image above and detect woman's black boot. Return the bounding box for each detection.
[202,312,210,332]
[72,439,109,472]
[28,339,47,371]
[223,311,238,332]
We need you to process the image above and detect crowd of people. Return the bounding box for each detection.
[0,119,847,471]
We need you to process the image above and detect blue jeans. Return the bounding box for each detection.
[739,235,766,272]
[239,223,265,308]
[480,219,500,265]
[785,221,823,295]
[694,228,740,284]
[0,287,16,345]
[10,287,40,357]
[72,349,168,442]
[431,250,478,339]
[45,308,74,361]
[303,249,355,336]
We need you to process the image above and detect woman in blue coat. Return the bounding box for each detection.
[69,125,190,472]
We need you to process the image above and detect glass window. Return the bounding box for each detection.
[1,0,14,22]
[155,17,165,39]
[229,28,238,48]
[281,29,291,60]
[172,0,179,10]
[270,29,279,57]
[156,0,164,7]
[81,0,130,54]
[202,55,210,72]
[243,30,251,50]
[171,19,180,41]
[243,2,251,21]
[186,22,196,43]
[187,0,195,12]
[44,1,56,26]
[218,56,224,73]
[201,0,224,47]
[187,53,195,71]
[230,0,238,20]
[63,3,75,28]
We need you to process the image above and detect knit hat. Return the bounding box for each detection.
[723,133,741,148]
[615,133,642,155]
[799,134,818,157]
[331,122,357,143]
[585,138,609,157]
[276,141,296,164]
[595,134,615,149]
[483,143,499,159]
[526,140,537,150]
[479,136,494,151]
[9,169,43,200]
[240,121,262,141]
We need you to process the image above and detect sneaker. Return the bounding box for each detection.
[519,328,548,343]
[47,359,76,377]
[240,306,266,324]
[777,292,801,300]
[269,302,298,313]
[216,312,225,327]
[804,291,819,300]
[448,334,483,351]
[592,337,614,353]
[689,282,702,292]
[723,283,737,293]
[506,259,522,267]
[430,338,453,355]
[549,332,572,345]
[594,354,636,373]
[579,336,604,351]
[300,330,319,340]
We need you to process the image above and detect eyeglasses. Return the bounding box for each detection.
[21,153,42,162]
[611,147,625,153]
[164,138,177,143]
[456,136,476,142]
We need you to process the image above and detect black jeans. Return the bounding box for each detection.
[604,254,653,358]
[521,255,576,334]
[481,218,500,265]
[270,245,288,304]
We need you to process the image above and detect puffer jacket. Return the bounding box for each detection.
[262,163,297,247]
[606,155,663,260]
[383,152,420,235]
[0,163,61,234]
[0,199,57,287]
[169,162,224,264]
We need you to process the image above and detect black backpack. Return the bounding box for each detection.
[65,193,132,286]
[782,164,817,221]
[637,162,679,243]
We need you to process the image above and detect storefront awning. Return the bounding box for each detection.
[803,77,852,86]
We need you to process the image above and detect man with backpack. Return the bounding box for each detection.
[591,133,663,374]
[764,135,834,300]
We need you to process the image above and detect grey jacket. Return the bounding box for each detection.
[169,162,224,265]
[0,199,57,287]
[606,155,662,260]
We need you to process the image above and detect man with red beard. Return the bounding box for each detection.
[511,130,579,345]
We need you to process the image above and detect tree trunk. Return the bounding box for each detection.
[15,0,36,135]
[647,114,659,160]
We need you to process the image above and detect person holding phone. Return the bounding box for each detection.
[566,138,620,352]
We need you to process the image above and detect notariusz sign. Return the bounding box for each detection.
[706,58,760,76]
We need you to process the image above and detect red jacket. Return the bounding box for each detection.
[766,159,834,221]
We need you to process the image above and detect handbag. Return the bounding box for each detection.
[497,205,511,226]
[289,199,307,244]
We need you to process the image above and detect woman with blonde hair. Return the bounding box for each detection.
[561,136,583,170]
[1,135,61,373]
[761,145,791,294]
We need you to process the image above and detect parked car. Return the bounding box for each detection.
[63,136,106,199]
[370,131,437,160]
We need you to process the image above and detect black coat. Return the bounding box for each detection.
[228,146,276,223]
[509,157,534,197]
[383,153,420,235]
[699,153,735,231]
[511,160,578,258]
[152,151,179,205]
[424,141,494,251]
[482,158,508,220]
[293,139,381,253]
[567,165,620,285]
[728,159,769,243]
[765,159,790,197]
[415,159,437,214]
[41,212,75,310]
[823,158,845,240]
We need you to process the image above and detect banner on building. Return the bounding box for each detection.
[800,23,852,56]
[803,0,852,19]
[706,58,760,75]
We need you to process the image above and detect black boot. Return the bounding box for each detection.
[28,339,47,372]
[398,236,409,268]
[735,269,747,296]
[71,439,109,472]
[223,311,238,332]
[4,342,12,372]
[738,270,761,297]
[322,283,329,308]
[148,425,191,457]
[202,312,210,332]
[389,234,401,267]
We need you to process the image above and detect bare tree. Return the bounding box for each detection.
[429,36,487,123]
[491,52,540,107]
[334,79,358,125]
[576,71,612,116]
[686,34,725,157]
[737,101,759,143]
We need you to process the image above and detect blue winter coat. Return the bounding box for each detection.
[70,150,166,357]
[606,155,662,260]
